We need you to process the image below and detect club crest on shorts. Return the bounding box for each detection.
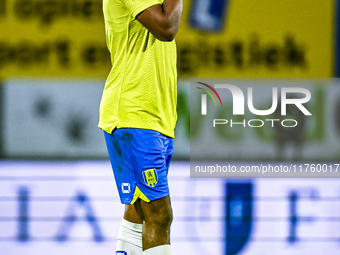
[142,169,158,187]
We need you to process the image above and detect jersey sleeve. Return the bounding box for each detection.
[123,0,162,19]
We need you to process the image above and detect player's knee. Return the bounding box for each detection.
[159,206,173,227]
[146,205,173,228]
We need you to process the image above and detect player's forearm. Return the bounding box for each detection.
[160,0,183,40]
[136,0,183,41]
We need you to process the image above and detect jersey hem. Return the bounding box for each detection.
[98,123,175,138]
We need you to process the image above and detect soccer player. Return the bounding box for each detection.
[98,0,182,254]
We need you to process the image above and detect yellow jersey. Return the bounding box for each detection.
[99,0,178,138]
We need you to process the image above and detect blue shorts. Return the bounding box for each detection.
[104,128,174,204]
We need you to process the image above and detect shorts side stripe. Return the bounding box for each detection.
[130,186,151,204]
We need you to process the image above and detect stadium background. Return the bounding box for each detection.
[1,0,340,254]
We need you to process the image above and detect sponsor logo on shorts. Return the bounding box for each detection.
[142,169,158,187]
[121,183,131,193]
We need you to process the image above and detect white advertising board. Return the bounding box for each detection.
[1,161,340,255]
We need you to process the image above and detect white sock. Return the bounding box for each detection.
[116,219,143,255]
[142,245,172,255]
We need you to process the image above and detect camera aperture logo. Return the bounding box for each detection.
[196,82,223,114]
[196,82,312,128]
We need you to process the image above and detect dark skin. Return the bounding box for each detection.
[122,0,182,251]
[136,0,183,41]
[124,196,173,251]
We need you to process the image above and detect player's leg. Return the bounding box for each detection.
[105,128,174,254]
[140,195,173,253]
[124,202,143,224]
[104,130,144,255]
[124,196,173,254]
[129,129,174,254]
[116,218,143,255]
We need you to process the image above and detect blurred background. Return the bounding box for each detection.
[1,0,340,254]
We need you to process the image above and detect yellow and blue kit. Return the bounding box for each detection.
[104,129,173,204]
[99,0,177,203]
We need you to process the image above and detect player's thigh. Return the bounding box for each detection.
[130,129,173,203]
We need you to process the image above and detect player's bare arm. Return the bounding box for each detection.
[136,0,183,41]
